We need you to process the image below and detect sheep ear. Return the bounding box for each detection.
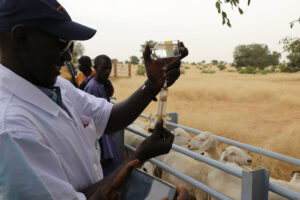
[220,154,226,161]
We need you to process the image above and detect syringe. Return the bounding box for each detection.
[157,79,168,123]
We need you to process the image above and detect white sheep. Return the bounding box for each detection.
[268,172,300,200]
[171,127,192,146]
[141,161,157,177]
[207,147,253,200]
[160,151,211,200]
[290,170,300,184]
[124,124,148,159]
[188,132,220,160]
[132,119,148,130]
[220,146,252,167]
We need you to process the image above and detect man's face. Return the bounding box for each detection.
[20,28,71,88]
[95,62,112,81]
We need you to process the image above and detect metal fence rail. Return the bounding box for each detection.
[140,114,300,167]
[126,118,300,200]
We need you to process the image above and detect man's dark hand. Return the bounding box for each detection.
[135,120,174,163]
[99,159,140,200]
[161,186,192,200]
[143,42,188,91]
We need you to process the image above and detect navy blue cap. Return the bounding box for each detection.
[0,0,96,40]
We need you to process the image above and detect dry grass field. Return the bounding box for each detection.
[111,64,300,180]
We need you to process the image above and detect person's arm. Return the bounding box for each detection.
[0,132,86,200]
[81,121,175,199]
[104,43,188,134]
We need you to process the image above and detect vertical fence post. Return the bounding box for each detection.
[241,168,269,200]
[113,60,117,78]
[166,113,178,131]
[128,62,131,78]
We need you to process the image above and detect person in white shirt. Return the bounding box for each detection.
[0,0,189,199]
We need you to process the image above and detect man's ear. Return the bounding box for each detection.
[10,25,28,50]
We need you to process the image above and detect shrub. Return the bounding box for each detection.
[201,69,216,74]
[184,66,190,69]
[271,65,277,73]
[180,69,185,74]
[217,64,226,71]
[279,64,300,73]
[239,66,257,74]
[136,65,146,76]
[257,69,269,75]
[227,70,236,72]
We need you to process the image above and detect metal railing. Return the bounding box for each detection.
[124,116,300,200]
[140,114,300,167]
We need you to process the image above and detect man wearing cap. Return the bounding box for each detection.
[0,0,188,199]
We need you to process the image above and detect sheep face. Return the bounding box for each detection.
[171,128,191,145]
[221,146,252,166]
[188,132,216,151]
[141,162,156,176]
[291,170,300,183]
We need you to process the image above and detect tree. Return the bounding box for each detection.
[280,37,300,72]
[214,0,251,27]
[111,58,118,64]
[72,42,84,63]
[130,56,140,65]
[140,40,157,53]
[211,60,219,65]
[233,44,281,69]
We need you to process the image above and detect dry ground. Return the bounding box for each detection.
[111,65,300,180]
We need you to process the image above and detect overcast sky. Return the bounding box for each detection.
[59,0,300,63]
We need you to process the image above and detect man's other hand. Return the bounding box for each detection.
[135,120,174,163]
[101,159,139,200]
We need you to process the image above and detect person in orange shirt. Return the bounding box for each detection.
[76,55,95,88]
[60,42,79,88]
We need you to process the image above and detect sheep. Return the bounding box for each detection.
[207,147,253,200]
[140,161,162,178]
[188,132,220,160]
[220,146,252,167]
[132,119,148,130]
[290,170,300,184]
[124,124,148,159]
[171,127,192,146]
[124,124,147,148]
[160,151,212,200]
[268,171,300,200]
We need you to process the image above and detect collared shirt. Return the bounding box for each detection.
[0,64,113,200]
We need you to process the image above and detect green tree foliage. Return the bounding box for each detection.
[290,18,300,28]
[111,58,118,64]
[140,40,157,61]
[281,37,300,72]
[130,56,140,65]
[211,60,219,65]
[140,40,157,53]
[217,64,226,71]
[136,64,146,76]
[215,0,251,27]
[233,44,281,69]
[72,42,84,63]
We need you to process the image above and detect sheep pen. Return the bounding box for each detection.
[113,66,300,181]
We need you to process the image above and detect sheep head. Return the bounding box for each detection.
[171,127,191,145]
[188,132,217,152]
[221,146,252,166]
[141,162,156,176]
[290,170,300,183]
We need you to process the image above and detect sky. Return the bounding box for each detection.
[59,0,300,63]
